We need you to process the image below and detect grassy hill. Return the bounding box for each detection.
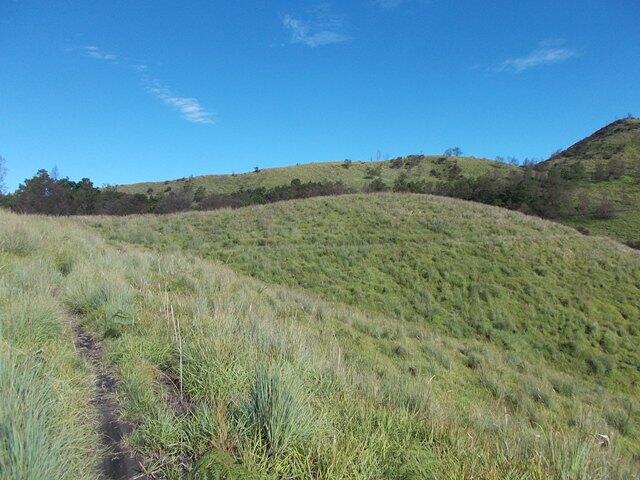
[115,155,514,196]
[538,118,640,244]
[79,193,640,476]
[3,195,640,478]
[112,119,640,247]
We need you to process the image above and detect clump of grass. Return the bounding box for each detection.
[240,366,310,456]
[523,375,554,408]
[0,347,97,480]
[0,223,36,256]
[0,294,63,348]
[63,266,135,338]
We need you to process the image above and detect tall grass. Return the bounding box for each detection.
[0,215,98,479]
[2,205,639,478]
[240,366,310,456]
[0,350,92,480]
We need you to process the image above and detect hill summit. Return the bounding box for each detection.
[538,117,640,245]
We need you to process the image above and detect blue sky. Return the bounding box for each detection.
[1,0,639,191]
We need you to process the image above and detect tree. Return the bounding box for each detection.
[193,186,207,203]
[365,178,388,192]
[593,197,616,220]
[606,157,625,179]
[11,169,73,214]
[448,162,462,179]
[444,147,462,157]
[560,161,586,180]
[0,156,6,194]
[593,162,608,181]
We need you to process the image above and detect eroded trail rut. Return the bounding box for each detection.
[71,321,147,480]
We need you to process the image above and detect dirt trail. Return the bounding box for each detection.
[71,321,147,480]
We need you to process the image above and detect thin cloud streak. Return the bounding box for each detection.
[144,78,215,124]
[374,0,407,9]
[83,45,117,61]
[282,5,350,47]
[498,47,577,72]
[76,45,215,125]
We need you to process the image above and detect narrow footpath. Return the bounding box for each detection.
[71,321,147,480]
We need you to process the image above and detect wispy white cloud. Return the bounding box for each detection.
[83,45,117,61]
[497,44,577,72]
[282,4,350,47]
[374,0,407,9]
[144,78,215,124]
[76,45,214,124]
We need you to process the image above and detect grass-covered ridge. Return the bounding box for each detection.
[115,155,513,196]
[3,207,639,478]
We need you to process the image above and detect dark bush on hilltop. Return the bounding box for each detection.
[199,179,350,210]
[389,157,404,169]
[423,165,575,219]
[443,147,462,157]
[11,170,100,215]
[365,178,388,192]
[6,170,351,216]
[593,197,617,219]
[95,188,149,215]
[388,155,424,170]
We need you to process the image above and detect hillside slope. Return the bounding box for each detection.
[84,194,640,389]
[3,200,640,477]
[539,118,640,244]
[116,155,513,195]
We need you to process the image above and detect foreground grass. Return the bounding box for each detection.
[3,200,639,478]
[0,215,99,479]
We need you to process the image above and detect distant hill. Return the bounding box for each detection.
[538,118,640,245]
[115,155,514,195]
[113,119,640,246]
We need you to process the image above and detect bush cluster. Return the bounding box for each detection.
[3,169,350,216]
